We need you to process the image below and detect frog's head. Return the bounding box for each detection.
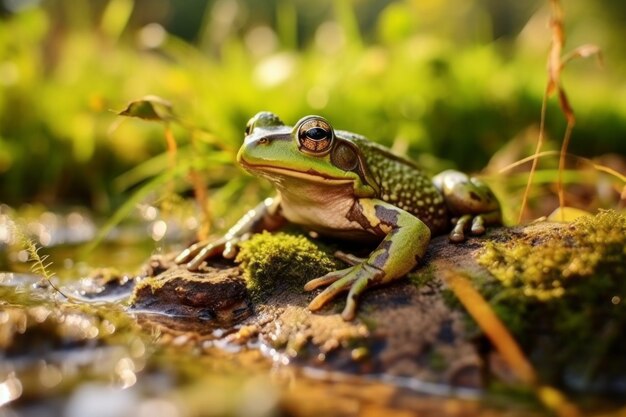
[237,112,376,196]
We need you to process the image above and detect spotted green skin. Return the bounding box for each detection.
[340,132,449,235]
[176,112,501,320]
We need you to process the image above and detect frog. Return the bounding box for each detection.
[176,112,501,320]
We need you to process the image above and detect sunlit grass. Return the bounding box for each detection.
[0,0,624,226]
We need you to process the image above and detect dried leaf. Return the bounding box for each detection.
[547,207,590,222]
[561,44,603,67]
[117,95,176,122]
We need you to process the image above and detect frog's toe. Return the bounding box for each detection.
[449,214,472,243]
[341,272,375,320]
[175,239,212,264]
[176,237,234,271]
[307,263,383,321]
[449,229,466,243]
[186,244,224,270]
[470,215,486,235]
[307,274,356,312]
[303,267,352,291]
[450,210,501,241]
[334,251,367,266]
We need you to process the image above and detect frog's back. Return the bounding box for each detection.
[339,131,449,234]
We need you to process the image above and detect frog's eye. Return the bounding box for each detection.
[296,117,334,155]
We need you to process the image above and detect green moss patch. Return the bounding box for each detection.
[479,210,626,301]
[235,231,341,297]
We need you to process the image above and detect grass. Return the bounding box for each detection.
[1,0,625,230]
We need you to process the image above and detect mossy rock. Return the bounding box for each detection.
[235,231,342,297]
[474,210,626,392]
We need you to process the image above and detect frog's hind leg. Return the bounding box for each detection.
[305,199,431,321]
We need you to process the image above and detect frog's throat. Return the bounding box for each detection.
[240,162,356,185]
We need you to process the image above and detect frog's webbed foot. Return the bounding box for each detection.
[449,211,501,243]
[304,263,384,321]
[175,234,246,270]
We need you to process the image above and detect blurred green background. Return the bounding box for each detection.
[1,0,625,227]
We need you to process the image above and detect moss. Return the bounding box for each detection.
[473,210,626,389]
[427,348,448,373]
[235,231,342,298]
[129,274,172,304]
[478,210,626,301]
[408,265,436,288]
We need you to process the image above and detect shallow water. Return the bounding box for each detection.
[1,270,533,417]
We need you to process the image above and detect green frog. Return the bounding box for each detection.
[176,112,501,320]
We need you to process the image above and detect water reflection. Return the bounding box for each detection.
[0,372,22,407]
[136,398,180,417]
[38,362,63,388]
[115,358,137,389]
[134,313,237,339]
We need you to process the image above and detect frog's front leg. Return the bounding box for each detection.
[432,170,501,243]
[175,196,285,270]
[304,199,431,321]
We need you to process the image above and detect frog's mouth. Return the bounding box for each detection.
[240,160,354,185]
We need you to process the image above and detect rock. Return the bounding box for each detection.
[129,266,253,326]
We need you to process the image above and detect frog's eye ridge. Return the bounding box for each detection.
[245,111,284,136]
[244,120,254,136]
[296,116,334,155]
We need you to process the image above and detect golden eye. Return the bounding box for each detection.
[296,117,334,155]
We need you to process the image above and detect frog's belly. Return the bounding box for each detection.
[279,193,378,242]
